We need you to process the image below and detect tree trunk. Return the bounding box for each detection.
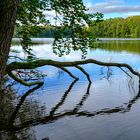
[0,0,18,86]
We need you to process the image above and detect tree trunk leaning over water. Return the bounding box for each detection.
[0,0,18,86]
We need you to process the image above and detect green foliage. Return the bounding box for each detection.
[15,0,103,58]
[89,16,140,38]
[17,0,49,25]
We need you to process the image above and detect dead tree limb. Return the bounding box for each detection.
[6,59,140,86]
[6,59,140,77]
[59,67,79,80]
[8,71,44,86]
[75,65,91,83]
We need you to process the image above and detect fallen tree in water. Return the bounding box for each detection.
[6,58,140,87]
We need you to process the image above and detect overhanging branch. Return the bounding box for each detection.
[6,59,140,86]
[75,65,91,83]
[6,59,140,77]
[8,71,44,86]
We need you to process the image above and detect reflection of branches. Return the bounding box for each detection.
[13,80,92,131]
[125,77,136,96]
[99,66,113,81]
[73,82,91,112]
[99,66,136,94]
[9,83,43,125]
[50,80,91,116]
[2,76,140,137]
[0,83,44,140]
[50,79,78,116]
[12,79,140,132]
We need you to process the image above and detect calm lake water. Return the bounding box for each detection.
[1,39,140,140]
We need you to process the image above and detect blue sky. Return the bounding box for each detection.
[83,0,140,18]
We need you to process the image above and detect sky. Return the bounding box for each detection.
[44,0,140,23]
[84,0,140,18]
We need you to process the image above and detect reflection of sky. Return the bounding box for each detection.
[10,43,140,96]
[10,40,140,140]
[10,39,140,96]
[11,40,140,70]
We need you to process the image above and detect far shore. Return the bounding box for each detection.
[12,37,140,43]
[98,38,140,41]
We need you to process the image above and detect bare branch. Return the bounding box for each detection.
[8,71,43,86]
[6,59,140,77]
[75,65,91,83]
[119,67,132,78]
[60,67,79,80]
[6,59,140,86]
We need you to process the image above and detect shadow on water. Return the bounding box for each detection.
[0,75,140,139]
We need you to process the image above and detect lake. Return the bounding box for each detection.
[1,39,140,140]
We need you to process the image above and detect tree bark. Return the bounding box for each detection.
[0,0,18,86]
[6,59,140,78]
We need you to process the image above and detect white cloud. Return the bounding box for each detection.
[87,0,140,15]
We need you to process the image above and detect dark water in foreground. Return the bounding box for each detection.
[1,39,140,140]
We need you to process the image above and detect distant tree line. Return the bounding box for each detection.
[13,26,72,38]
[13,16,140,38]
[89,16,140,38]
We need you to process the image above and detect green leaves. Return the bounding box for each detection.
[17,0,49,25]
[16,0,103,59]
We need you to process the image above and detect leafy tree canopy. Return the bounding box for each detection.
[16,0,103,58]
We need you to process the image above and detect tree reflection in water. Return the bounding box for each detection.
[0,80,45,140]
[0,76,140,140]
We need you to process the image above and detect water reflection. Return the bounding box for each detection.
[0,75,140,139]
[0,82,45,140]
[3,39,140,139]
[92,40,140,55]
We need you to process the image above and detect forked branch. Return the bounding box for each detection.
[6,59,140,86]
